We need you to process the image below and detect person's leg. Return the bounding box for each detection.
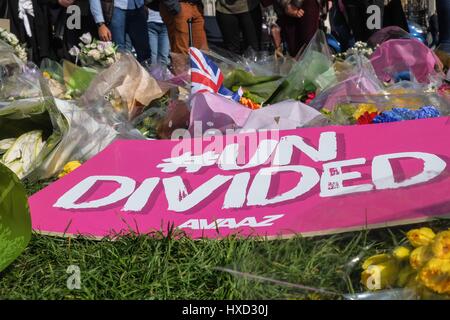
[148,22,159,64]
[295,0,320,51]
[429,13,439,48]
[160,4,177,53]
[109,7,127,51]
[278,15,299,57]
[330,0,354,51]
[192,4,208,50]
[170,2,191,54]
[158,23,171,65]
[238,5,262,52]
[343,0,371,42]
[125,6,151,62]
[382,0,408,32]
[216,11,241,54]
[437,0,450,53]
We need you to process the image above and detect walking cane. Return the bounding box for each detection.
[187,18,194,47]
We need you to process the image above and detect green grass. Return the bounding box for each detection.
[0,181,448,299]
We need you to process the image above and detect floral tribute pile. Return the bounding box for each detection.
[361,228,450,299]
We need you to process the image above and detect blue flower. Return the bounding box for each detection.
[373,106,440,124]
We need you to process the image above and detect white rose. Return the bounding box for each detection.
[106,57,115,66]
[80,33,92,45]
[88,49,101,60]
[104,45,115,56]
[9,34,19,46]
[69,46,80,56]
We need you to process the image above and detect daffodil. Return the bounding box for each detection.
[362,253,390,270]
[431,231,450,259]
[419,258,450,294]
[397,265,416,287]
[410,245,433,270]
[42,71,51,79]
[361,254,400,290]
[407,227,436,247]
[361,258,399,290]
[393,246,411,261]
[58,161,82,178]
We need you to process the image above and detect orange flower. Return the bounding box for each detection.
[239,97,261,110]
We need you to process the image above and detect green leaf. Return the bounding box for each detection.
[63,60,98,97]
[0,163,31,272]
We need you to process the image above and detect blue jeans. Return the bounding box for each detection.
[148,22,170,65]
[437,0,450,53]
[110,6,151,62]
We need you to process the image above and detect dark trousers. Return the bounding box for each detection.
[343,0,407,42]
[437,0,450,52]
[382,0,408,32]
[330,0,354,51]
[279,0,320,57]
[342,0,374,42]
[216,6,262,55]
[110,6,151,62]
[0,1,7,18]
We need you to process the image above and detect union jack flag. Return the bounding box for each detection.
[189,47,243,102]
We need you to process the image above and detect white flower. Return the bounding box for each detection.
[88,49,101,60]
[105,57,115,66]
[104,45,115,56]
[9,34,19,46]
[69,46,80,56]
[97,41,106,51]
[79,33,92,45]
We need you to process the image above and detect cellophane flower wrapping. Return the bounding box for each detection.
[189,92,328,136]
[0,51,70,180]
[317,80,450,126]
[343,225,450,300]
[310,54,384,112]
[265,30,334,105]
[40,59,98,100]
[370,39,445,84]
[79,52,166,121]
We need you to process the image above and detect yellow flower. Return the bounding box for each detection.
[361,259,399,290]
[353,104,378,120]
[42,71,51,79]
[410,246,433,270]
[397,265,416,287]
[407,227,436,247]
[320,108,331,115]
[431,231,450,259]
[362,253,390,270]
[58,161,82,178]
[393,246,411,261]
[419,258,450,294]
[361,254,400,290]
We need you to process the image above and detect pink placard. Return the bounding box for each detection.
[29,117,450,239]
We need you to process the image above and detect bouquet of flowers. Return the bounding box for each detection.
[360,227,450,299]
[0,27,27,62]
[334,42,375,61]
[322,103,442,126]
[69,33,119,68]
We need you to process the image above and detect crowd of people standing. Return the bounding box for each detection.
[0,0,449,67]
